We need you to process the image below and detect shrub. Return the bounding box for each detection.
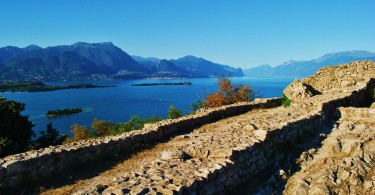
[189,100,204,113]
[91,118,115,137]
[168,105,183,119]
[281,93,291,107]
[204,92,227,108]
[64,124,92,143]
[204,75,255,108]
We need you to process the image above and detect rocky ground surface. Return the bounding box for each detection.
[43,98,322,194]
[284,104,375,195]
[43,89,370,194]
[2,60,372,194]
[40,60,374,195]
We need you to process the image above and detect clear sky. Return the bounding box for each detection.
[0,0,374,68]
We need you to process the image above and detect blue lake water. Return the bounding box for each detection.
[1,77,295,135]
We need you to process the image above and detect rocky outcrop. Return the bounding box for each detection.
[283,79,318,100]
[284,60,375,100]
[284,106,375,194]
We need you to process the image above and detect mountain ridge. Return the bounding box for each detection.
[0,42,243,81]
[244,50,375,77]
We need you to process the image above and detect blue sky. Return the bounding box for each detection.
[0,0,374,68]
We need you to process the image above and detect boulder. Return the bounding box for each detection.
[283,79,318,101]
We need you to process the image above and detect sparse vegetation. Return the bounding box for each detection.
[64,104,185,143]
[64,124,92,143]
[281,93,291,107]
[64,115,164,143]
[168,105,183,119]
[190,100,204,113]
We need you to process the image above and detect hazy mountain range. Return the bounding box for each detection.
[244,50,375,77]
[132,55,243,78]
[0,42,243,81]
[1,42,374,81]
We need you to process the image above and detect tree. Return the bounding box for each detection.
[0,97,34,157]
[168,105,183,119]
[204,75,255,108]
[32,123,67,149]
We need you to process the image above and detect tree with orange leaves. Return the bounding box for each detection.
[204,75,254,108]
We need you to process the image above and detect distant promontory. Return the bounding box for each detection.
[0,81,113,92]
[131,82,192,86]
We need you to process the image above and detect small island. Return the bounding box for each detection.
[131,82,192,86]
[0,81,114,92]
[46,108,83,117]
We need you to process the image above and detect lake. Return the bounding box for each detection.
[1,77,295,135]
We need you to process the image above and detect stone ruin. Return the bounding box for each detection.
[0,60,374,194]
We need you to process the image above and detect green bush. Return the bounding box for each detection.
[190,100,204,113]
[281,93,291,107]
[168,105,183,119]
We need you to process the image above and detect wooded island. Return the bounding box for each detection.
[46,108,83,117]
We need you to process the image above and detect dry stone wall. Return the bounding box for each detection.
[284,105,375,194]
[284,60,375,100]
[0,98,281,188]
[44,61,374,194]
[1,60,374,194]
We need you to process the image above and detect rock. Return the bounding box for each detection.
[242,124,257,131]
[160,150,188,161]
[283,79,318,100]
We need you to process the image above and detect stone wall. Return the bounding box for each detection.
[0,98,281,188]
[283,60,375,100]
[284,105,375,194]
[1,60,374,193]
[63,77,374,195]
[179,78,374,194]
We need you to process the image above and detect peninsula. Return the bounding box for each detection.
[131,82,192,86]
[0,81,113,92]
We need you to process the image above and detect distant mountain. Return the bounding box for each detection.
[0,42,147,81]
[171,55,243,77]
[244,50,375,77]
[133,55,243,77]
[0,42,243,81]
[243,64,272,76]
[151,59,189,77]
[131,55,160,63]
